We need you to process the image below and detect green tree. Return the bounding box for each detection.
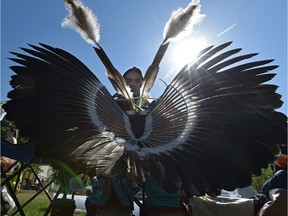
[251,166,273,192]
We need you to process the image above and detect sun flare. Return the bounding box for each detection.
[171,36,208,69]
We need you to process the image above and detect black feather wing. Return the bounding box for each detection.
[125,41,287,196]
[3,43,132,174]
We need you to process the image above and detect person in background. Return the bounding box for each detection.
[257,152,287,216]
[262,154,287,198]
[1,127,19,215]
[1,128,19,172]
[6,128,18,144]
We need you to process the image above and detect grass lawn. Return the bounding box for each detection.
[11,190,85,216]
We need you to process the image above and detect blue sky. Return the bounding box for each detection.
[1,0,287,114]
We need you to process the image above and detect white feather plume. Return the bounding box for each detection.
[62,0,100,46]
[163,0,205,43]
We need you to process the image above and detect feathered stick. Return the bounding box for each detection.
[141,0,205,98]
[62,0,133,100]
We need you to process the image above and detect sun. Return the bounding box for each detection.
[170,36,208,70]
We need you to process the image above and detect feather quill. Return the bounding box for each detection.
[141,0,205,98]
[141,42,169,97]
[62,0,132,103]
[62,0,100,46]
[163,0,205,43]
[93,46,133,100]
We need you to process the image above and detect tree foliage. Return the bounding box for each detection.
[251,166,274,191]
